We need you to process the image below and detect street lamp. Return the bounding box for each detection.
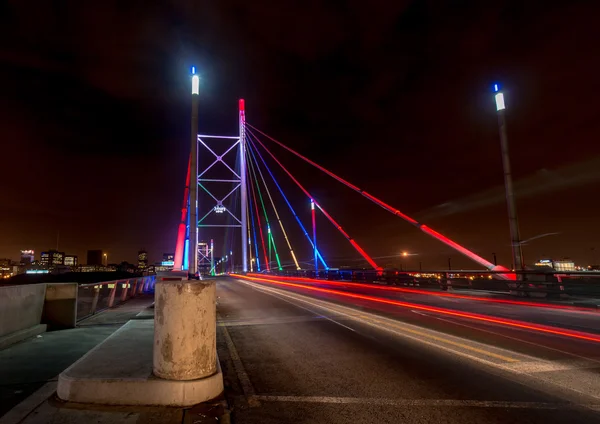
[401,251,408,271]
[494,83,524,273]
[103,253,107,267]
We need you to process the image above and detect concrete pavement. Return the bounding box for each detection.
[0,295,156,419]
[217,277,600,423]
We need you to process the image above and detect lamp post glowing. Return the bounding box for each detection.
[188,67,200,279]
[494,84,524,274]
[103,253,107,267]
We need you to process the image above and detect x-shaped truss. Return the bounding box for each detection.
[197,135,243,228]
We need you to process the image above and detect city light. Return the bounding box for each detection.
[495,92,505,111]
[402,251,408,257]
[192,73,199,95]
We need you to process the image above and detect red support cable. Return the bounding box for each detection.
[247,127,381,270]
[174,154,191,270]
[246,123,510,277]
[248,162,270,271]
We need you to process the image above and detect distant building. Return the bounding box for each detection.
[118,262,137,273]
[553,260,575,272]
[138,250,148,269]
[40,250,65,268]
[163,253,174,262]
[0,259,12,279]
[87,250,103,266]
[534,258,576,272]
[534,259,553,269]
[64,255,78,267]
[20,250,35,265]
[79,264,101,272]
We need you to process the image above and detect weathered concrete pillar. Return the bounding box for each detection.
[153,280,216,380]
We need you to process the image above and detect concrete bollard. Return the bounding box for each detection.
[153,279,217,381]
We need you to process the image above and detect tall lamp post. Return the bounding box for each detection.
[494,84,524,274]
[188,67,200,279]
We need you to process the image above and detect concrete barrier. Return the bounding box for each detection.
[153,280,217,380]
[57,277,223,406]
[0,284,47,349]
[42,283,78,330]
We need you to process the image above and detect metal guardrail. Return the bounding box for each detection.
[76,275,156,321]
[261,269,600,298]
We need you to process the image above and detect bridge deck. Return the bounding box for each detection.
[217,277,600,423]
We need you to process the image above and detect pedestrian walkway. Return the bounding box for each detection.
[0,294,155,422]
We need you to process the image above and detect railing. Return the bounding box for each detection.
[76,275,156,321]
[260,269,600,298]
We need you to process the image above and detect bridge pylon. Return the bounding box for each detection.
[173,68,248,276]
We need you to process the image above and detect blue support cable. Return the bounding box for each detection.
[246,133,328,269]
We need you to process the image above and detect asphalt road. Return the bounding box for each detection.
[217,276,600,424]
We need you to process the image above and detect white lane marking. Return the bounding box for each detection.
[251,395,598,410]
[0,379,58,424]
[218,313,260,407]
[413,311,600,367]
[504,360,600,373]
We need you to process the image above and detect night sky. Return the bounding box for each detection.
[2,1,600,269]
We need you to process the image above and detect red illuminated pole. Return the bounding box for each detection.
[174,154,191,271]
[246,124,512,278]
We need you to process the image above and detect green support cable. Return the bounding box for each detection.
[247,149,283,270]
[247,136,301,270]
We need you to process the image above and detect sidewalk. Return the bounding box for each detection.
[1,293,228,424]
[0,294,151,422]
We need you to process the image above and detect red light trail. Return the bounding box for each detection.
[232,274,600,344]
[246,273,598,313]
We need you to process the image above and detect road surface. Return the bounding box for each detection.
[217,276,600,423]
